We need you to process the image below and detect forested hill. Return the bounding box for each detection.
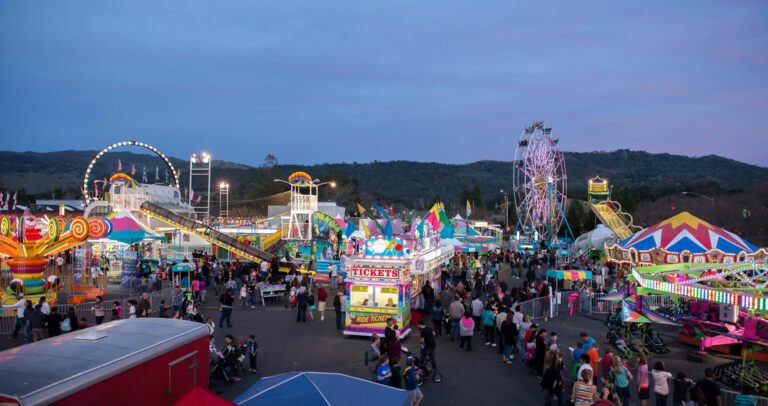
[0,149,765,208]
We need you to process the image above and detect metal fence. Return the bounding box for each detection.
[574,292,674,315]
[0,285,179,335]
[722,388,768,406]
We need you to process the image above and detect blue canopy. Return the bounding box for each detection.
[235,372,409,406]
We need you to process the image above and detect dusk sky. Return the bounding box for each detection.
[1,1,766,166]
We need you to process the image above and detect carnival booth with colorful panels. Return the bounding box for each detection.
[344,237,413,337]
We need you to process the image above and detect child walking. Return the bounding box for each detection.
[247,334,259,373]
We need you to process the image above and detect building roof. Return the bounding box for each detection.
[0,319,209,405]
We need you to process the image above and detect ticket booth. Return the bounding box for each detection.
[343,238,413,338]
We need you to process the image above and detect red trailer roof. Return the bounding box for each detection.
[0,319,209,405]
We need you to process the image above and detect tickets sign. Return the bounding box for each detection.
[348,267,399,279]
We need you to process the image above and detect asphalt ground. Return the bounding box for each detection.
[198,263,745,405]
[1,263,751,405]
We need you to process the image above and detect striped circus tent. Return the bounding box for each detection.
[606,212,762,265]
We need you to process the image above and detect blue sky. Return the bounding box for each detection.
[1,1,766,166]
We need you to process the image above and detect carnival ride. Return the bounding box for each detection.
[587,177,641,241]
[513,121,573,247]
[630,259,768,394]
[139,202,275,263]
[0,213,111,305]
[82,141,180,204]
[606,212,765,265]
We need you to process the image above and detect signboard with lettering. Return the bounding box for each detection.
[348,267,399,279]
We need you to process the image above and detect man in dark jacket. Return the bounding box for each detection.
[29,304,47,342]
[137,293,151,317]
[296,288,309,322]
[421,281,434,317]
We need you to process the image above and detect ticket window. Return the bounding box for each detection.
[375,286,399,308]
[351,285,373,306]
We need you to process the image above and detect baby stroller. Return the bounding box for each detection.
[209,355,233,384]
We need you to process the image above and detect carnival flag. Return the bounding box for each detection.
[131,163,136,176]
[359,218,370,239]
[383,220,393,238]
[142,166,148,183]
[118,159,122,172]
[0,193,4,210]
[155,165,160,182]
[466,200,472,218]
[12,191,17,210]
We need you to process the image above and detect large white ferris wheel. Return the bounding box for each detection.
[513,121,571,245]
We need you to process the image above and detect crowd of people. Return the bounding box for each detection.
[8,245,759,405]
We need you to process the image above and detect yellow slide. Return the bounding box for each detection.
[262,226,286,250]
[590,201,640,240]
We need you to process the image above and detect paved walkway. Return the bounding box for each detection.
[1,263,747,404]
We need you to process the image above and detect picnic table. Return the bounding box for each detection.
[259,284,286,307]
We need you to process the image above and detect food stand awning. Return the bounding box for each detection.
[545,270,592,280]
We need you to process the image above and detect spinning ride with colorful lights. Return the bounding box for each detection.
[0,213,111,306]
[513,122,573,247]
[605,212,768,359]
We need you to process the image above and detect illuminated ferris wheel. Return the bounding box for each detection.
[513,121,568,243]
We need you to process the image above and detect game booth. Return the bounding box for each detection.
[344,237,413,338]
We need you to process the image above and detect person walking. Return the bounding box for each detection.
[571,369,598,406]
[417,320,437,370]
[376,355,392,385]
[431,299,444,336]
[47,306,62,337]
[542,350,564,406]
[482,304,496,346]
[672,372,694,406]
[239,283,248,308]
[500,312,517,364]
[218,291,234,328]
[518,315,532,364]
[296,287,308,322]
[366,335,382,381]
[636,354,650,406]
[307,289,316,321]
[62,307,78,333]
[458,311,474,352]
[695,368,722,406]
[4,293,27,340]
[448,298,464,341]
[246,334,259,373]
[421,281,434,318]
[29,304,47,342]
[93,296,106,325]
[470,296,483,333]
[403,357,424,406]
[317,285,328,322]
[611,357,633,406]
[652,361,673,406]
[334,292,344,330]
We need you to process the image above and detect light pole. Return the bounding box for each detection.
[681,191,715,220]
[219,182,229,219]
[500,189,509,232]
[189,152,212,218]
